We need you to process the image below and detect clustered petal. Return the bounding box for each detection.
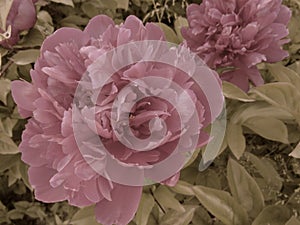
[182,0,291,91]
[12,15,223,225]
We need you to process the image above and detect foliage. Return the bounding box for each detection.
[1,0,300,225]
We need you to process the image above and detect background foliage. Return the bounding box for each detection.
[1,0,300,224]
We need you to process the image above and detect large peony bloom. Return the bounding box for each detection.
[0,0,37,48]
[12,15,223,225]
[182,0,291,91]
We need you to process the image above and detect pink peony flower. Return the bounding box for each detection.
[12,15,223,225]
[182,0,291,91]
[0,0,37,48]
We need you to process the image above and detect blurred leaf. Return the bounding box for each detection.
[154,23,180,44]
[192,206,212,225]
[289,12,300,43]
[135,193,155,225]
[26,205,47,220]
[117,0,129,10]
[174,16,188,42]
[222,81,255,102]
[193,185,249,225]
[285,216,300,225]
[231,102,293,124]
[245,153,282,194]
[227,121,245,159]
[50,0,74,7]
[243,116,289,144]
[36,10,54,36]
[7,209,24,220]
[196,169,221,189]
[81,2,100,18]
[268,64,300,91]
[0,132,19,154]
[11,49,40,65]
[0,153,19,172]
[153,185,185,212]
[0,78,10,105]
[252,205,291,225]
[19,161,32,191]
[1,117,18,137]
[8,162,22,186]
[227,158,264,218]
[159,205,195,225]
[60,15,89,27]
[169,180,194,196]
[17,28,44,48]
[14,201,31,211]
[70,206,99,225]
[249,82,300,123]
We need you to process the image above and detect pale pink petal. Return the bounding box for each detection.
[28,167,67,202]
[95,185,142,225]
[84,15,115,39]
[11,81,39,117]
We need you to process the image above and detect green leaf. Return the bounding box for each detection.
[174,16,188,42]
[1,117,18,137]
[227,121,245,159]
[153,185,185,212]
[243,116,289,144]
[116,0,129,10]
[0,153,19,172]
[252,205,291,225]
[245,153,282,195]
[7,209,24,220]
[268,64,300,91]
[227,158,264,218]
[36,11,54,37]
[285,216,300,225]
[169,180,194,196]
[60,15,89,27]
[19,161,32,191]
[0,132,19,154]
[192,185,249,225]
[196,169,221,190]
[222,81,255,102]
[17,28,45,48]
[160,205,195,225]
[154,23,180,44]
[135,193,155,225]
[50,0,74,7]
[249,82,300,124]
[192,206,212,225]
[11,49,40,65]
[71,206,99,225]
[0,78,10,105]
[231,102,293,125]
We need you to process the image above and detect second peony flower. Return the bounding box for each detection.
[182,0,291,91]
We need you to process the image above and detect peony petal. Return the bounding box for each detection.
[11,80,39,117]
[84,15,115,39]
[275,5,291,25]
[95,184,142,225]
[28,166,67,202]
[41,28,89,53]
[221,69,250,92]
